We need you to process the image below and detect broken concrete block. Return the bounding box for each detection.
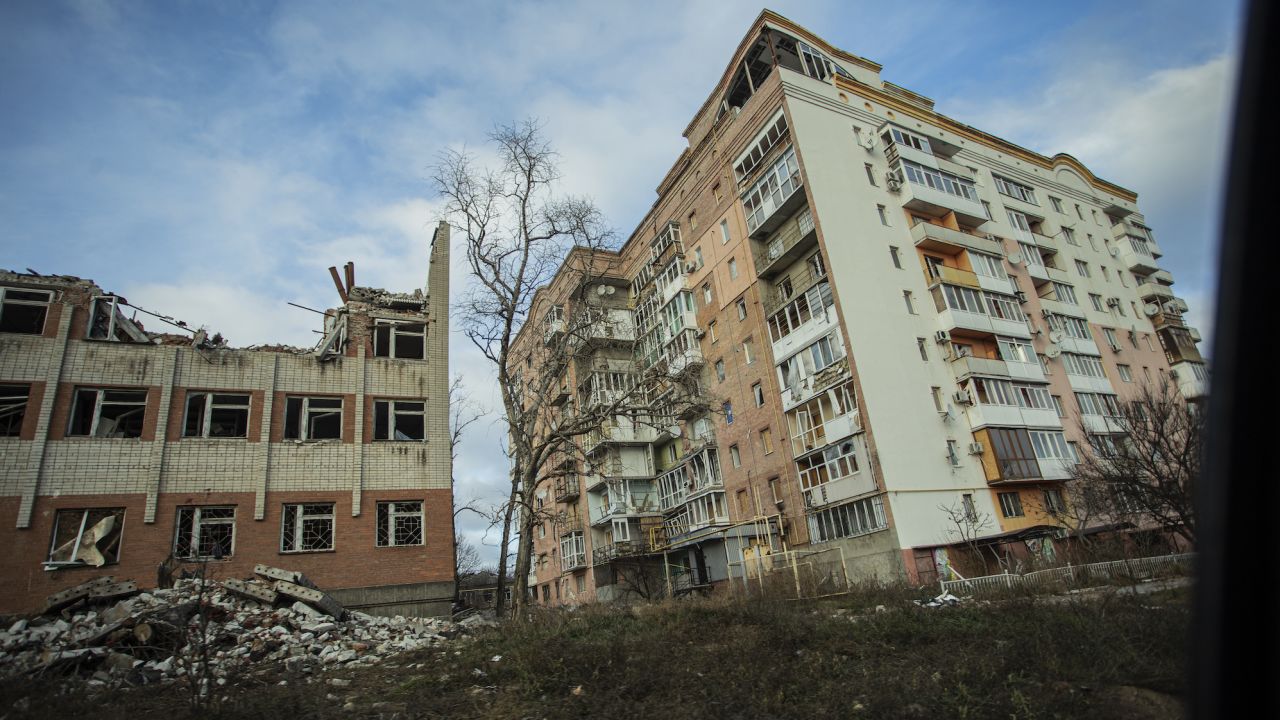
[101,599,136,625]
[88,581,139,602]
[224,578,279,605]
[292,601,325,620]
[8,619,28,634]
[253,564,314,588]
[273,580,343,619]
[43,577,115,614]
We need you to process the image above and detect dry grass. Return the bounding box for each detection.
[0,585,1189,719]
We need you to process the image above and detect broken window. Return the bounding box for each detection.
[183,392,250,438]
[1,384,29,436]
[373,400,426,441]
[46,508,124,567]
[87,296,148,342]
[376,500,424,547]
[372,320,426,359]
[68,388,147,438]
[0,286,52,335]
[283,396,342,440]
[281,503,334,552]
[173,506,235,559]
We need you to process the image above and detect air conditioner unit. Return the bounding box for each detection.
[1109,246,1120,257]
[685,262,697,273]
[934,330,951,344]
[1108,342,1122,352]
[1014,291,1028,303]
[885,171,903,192]
[693,329,706,340]
[953,390,973,405]
[1106,297,1121,308]
[967,441,985,455]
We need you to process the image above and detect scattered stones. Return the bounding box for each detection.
[0,566,475,691]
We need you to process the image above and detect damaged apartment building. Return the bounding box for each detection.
[514,10,1206,604]
[0,222,455,616]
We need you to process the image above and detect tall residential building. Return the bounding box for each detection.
[0,223,455,616]
[512,11,1206,603]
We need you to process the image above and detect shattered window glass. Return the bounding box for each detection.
[373,321,426,360]
[373,400,426,441]
[376,500,424,547]
[174,506,235,559]
[0,384,29,436]
[47,508,124,566]
[284,396,342,440]
[183,392,250,438]
[67,388,147,438]
[281,503,334,552]
[0,287,51,334]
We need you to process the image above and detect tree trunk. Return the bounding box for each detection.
[492,473,520,618]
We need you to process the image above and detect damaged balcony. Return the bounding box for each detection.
[753,204,816,279]
[554,475,580,503]
[911,222,1003,257]
[591,540,657,564]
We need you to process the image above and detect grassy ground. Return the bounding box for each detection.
[1,585,1189,719]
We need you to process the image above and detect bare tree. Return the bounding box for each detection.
[1050,377,1200,549]
[433,119,711,615]
[939,498,997,576]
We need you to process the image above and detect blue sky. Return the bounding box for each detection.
[0,0,1243,565]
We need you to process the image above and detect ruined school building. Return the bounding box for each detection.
[0,223,455,616]
[513,10,1207,604]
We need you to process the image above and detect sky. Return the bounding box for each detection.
[0,0,1244,567]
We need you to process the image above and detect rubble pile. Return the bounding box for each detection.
[0,565,488,690]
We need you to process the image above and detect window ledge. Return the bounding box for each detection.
[278,549,336,555]
[43,562,118,572]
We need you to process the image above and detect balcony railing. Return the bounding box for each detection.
[911,222,1003,255]
[555,476,580,502]
[763,264,825,317]
[754,205,817,279]
[561,552,587,572]
[592,540,656,564]
[930,265,981,289]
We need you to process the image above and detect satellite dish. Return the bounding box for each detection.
[1144,304,1160,317]
[1007,252,1024,266]
[596,285,607,296]
[1048,330,1065,344]
[606,286,616,296]
[1044,344,1062,359]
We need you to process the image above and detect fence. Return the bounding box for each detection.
[726,545,852,600]
[940,552,1194,596]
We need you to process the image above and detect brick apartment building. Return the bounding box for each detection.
[511,10,1207,604]
[0,222,455,616]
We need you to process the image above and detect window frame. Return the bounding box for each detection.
[998,491,1024,518]
[173,505,236,559]
[0,286,52,335]
[373,399,427,442]
[280,502,336,553]
[68,387,148,438]
[1,384,30,437]
[46,508,126,568]
[283,395,344,441]
[372,319,427,360]
[182,391,251,439]
[376,500,425,547]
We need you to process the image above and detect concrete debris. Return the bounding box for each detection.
[0,566,487,690]
[914,591,963,608]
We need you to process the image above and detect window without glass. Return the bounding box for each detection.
[714,359,726,382]
[284,396,343,440]
[373,400,426,441]
[1049,196,1064,213]
[807,495,885,542]
[0,286,52,334]
[373,320,426,359]
[1,384,29,436]
[728,258,739,280]
[752,382,764,407]
[174,506,235,559]
[797,439,859,490]
[281,503,335,552]
[720,219,730,244]
[864,163,877,186]
[376,500,424,547]
[69,388,147,438]
[735,298,747,320]
[183,392,250,438]
[729,444,741,467]
[47,508,125,567]
[877,205,889,226]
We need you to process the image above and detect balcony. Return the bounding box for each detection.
[911,221,1004,256]
[763,264,825,317]
[550,379,572,406]
[558,514,585,535]
[789,409,862,457]
[1032,232,1060,255]
[950,355,1010,381]
[542,318,565,345]
[585,423,659,453]
[592,540,655,564]
[583,308,636,346]
[1115,238,1160,274]
[1137,281,1175,303]
[896,163,990,227]
[561,551,588,572]
[1081,414,1126,434]
[931,264,981,289]
[555,476,580,503]
[1171,361,1208,400]
[754,205,817,279]
[963,402,1062,432]
[744,145,805,240]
